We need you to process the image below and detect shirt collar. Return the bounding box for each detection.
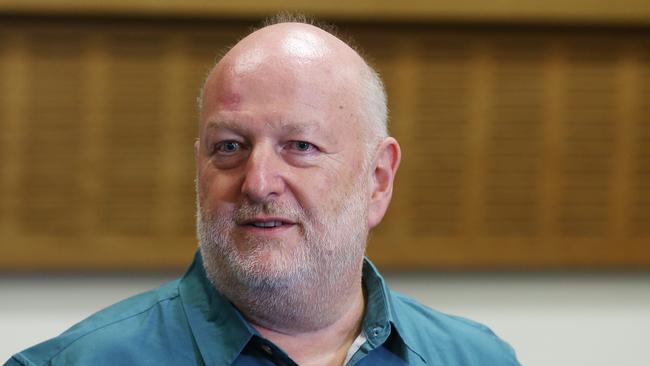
[178,251,255,366]
[362,257,428,363]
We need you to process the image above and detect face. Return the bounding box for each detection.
[195,31,371,296]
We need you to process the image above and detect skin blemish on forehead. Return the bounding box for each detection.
[218,94,242,111]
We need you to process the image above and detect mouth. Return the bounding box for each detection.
[238,217,297,231]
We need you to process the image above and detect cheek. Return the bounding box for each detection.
[285,169,336,219]
[198,168,242,211]
[316,168,361,210]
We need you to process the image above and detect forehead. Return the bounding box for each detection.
[208,58,339,110]
[202,66,358,133]
[201,67,350,132]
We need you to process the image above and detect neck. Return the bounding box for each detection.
[251,284,365,366]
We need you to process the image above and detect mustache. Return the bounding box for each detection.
[233,200,304,224]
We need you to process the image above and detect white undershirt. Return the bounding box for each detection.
[343,330,367,365]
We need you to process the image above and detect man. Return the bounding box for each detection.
[6,16,519,366]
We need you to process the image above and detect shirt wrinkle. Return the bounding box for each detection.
[50,291,181,363]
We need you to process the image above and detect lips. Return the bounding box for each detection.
[239,217,296,229]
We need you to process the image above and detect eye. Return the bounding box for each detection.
[288,141,316,153]
[214,140,242,154]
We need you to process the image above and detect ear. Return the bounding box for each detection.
[194,138,201,165]
[368,137,401,229]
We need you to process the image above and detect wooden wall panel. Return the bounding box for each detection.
[0,32,7,231]
[20,32,85,237]
[635,47,650,236]
[2,0,650,25]
[0,19,649,270]
[364,30,650,269]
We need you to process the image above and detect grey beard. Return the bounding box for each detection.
[196,188,368,333]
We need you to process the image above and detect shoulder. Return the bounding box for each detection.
[7,279,193,366]
[390,291,520,366]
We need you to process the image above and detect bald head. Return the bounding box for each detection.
[199,22,388,150]
[218,22,365,80]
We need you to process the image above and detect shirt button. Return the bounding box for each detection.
[261,344,273,355]
[371,325,383,337]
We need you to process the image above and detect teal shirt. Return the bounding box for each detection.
[5,252,519,365]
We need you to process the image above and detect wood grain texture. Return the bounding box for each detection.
[1,1,650,24]
[0,19,649,270]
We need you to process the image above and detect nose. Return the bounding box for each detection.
[241,143,285,202]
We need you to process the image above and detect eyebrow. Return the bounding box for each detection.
[205,119,243,133]
[278,120,320,135]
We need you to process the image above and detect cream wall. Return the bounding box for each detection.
[2,272,650,366]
